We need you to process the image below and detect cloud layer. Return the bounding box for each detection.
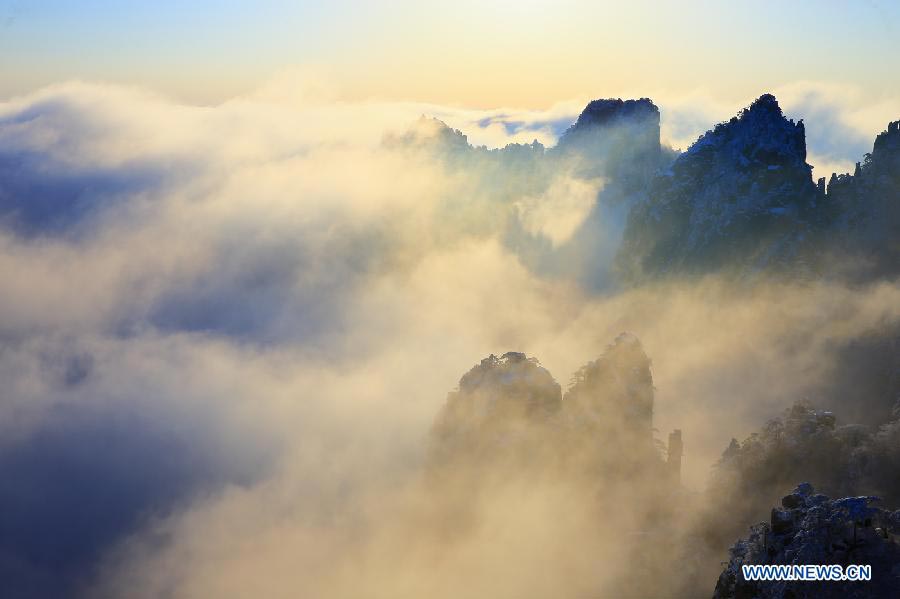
[0,79,897,597]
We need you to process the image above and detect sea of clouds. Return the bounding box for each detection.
[0,77,897,597]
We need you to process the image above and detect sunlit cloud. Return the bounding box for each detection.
[0,77,897,597]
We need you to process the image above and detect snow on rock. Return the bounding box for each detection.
[714,483,900,599]
[617,94,824,281]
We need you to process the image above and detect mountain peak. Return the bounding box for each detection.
[557,98,660,147]
[873,120,900,155]
[616,92,820,282]
[569,97,659,131]
[688,93,807,167]
[555,97,662,184]
[745,93,782,116]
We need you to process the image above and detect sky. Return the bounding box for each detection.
[1,0,899,107]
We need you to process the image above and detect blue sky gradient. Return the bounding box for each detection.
[1,1,898,107]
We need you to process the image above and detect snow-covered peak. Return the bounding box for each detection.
[686,93,808,169]
[616,94,821,282]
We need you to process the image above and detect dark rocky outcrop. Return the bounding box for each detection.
[429,351,562,468]
[703,400,900,582]
[392,93,897,289]
[822,120,900,279]
[564,332,655,432]
[616,94,899,285]
[428,334,672,481]
[554,98,664,189]
[617,94,827,282]
[714,484,900,599]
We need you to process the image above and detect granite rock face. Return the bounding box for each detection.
[703,400,900,597]
[429,334,666,476]
[823,120,900,278]
[714,483,900,599]
[617,94,899,284]
[392,94,897,290]
[555,98,663,189]
[564,332,655,438]
[428,351,562,468]
[563,98,660,134]
[617,94,825,282]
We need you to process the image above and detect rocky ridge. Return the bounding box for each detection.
[714,483,900,599]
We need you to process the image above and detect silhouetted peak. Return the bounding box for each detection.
[615,92,823,283]
[454,351,562,413]
[826,119,900,198]
[688,93,807,165]
[428,352,562,465]
[569,98,660,132]
[557,97,660,146]
[744,93,783,117]
[608,330,644,350]
[555,97,663,184]
[391,116,470,150]
[873,120,900,155]
[565,332,654,432]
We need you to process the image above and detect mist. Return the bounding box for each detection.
[1,80,898,598]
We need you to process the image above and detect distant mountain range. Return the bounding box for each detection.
[396,95,900,430]
[402,93,899,286]
[391,93,900,598]
[617,94,899,283]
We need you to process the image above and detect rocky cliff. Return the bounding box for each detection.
[429,334,669,477]
[617,95,899,284]
[714,484,900,599]
[823,120,900,278]
[554,98,664,190]
[617,94,827,282]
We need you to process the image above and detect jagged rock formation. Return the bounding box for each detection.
[388,99,668,200]
[429,335,670,464]
[714,483,900,599]
[426,338,694,598]
[394,93,896,293]
[391,93,897,287]
[454,351,562,420]
[385,115,546,162]
[392,98,664,182]
[426,335,687,504]
[386,100,673,290]
[617,94,899,284]
[548,98,671,290]
[563,332,655,448]
[561,98,660,137]
[554,98,664,191]
[429,351,562,467]
[704,399,900,569]
[617,94,826,282]
[822,120,900,278]
[561,333,666,483]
